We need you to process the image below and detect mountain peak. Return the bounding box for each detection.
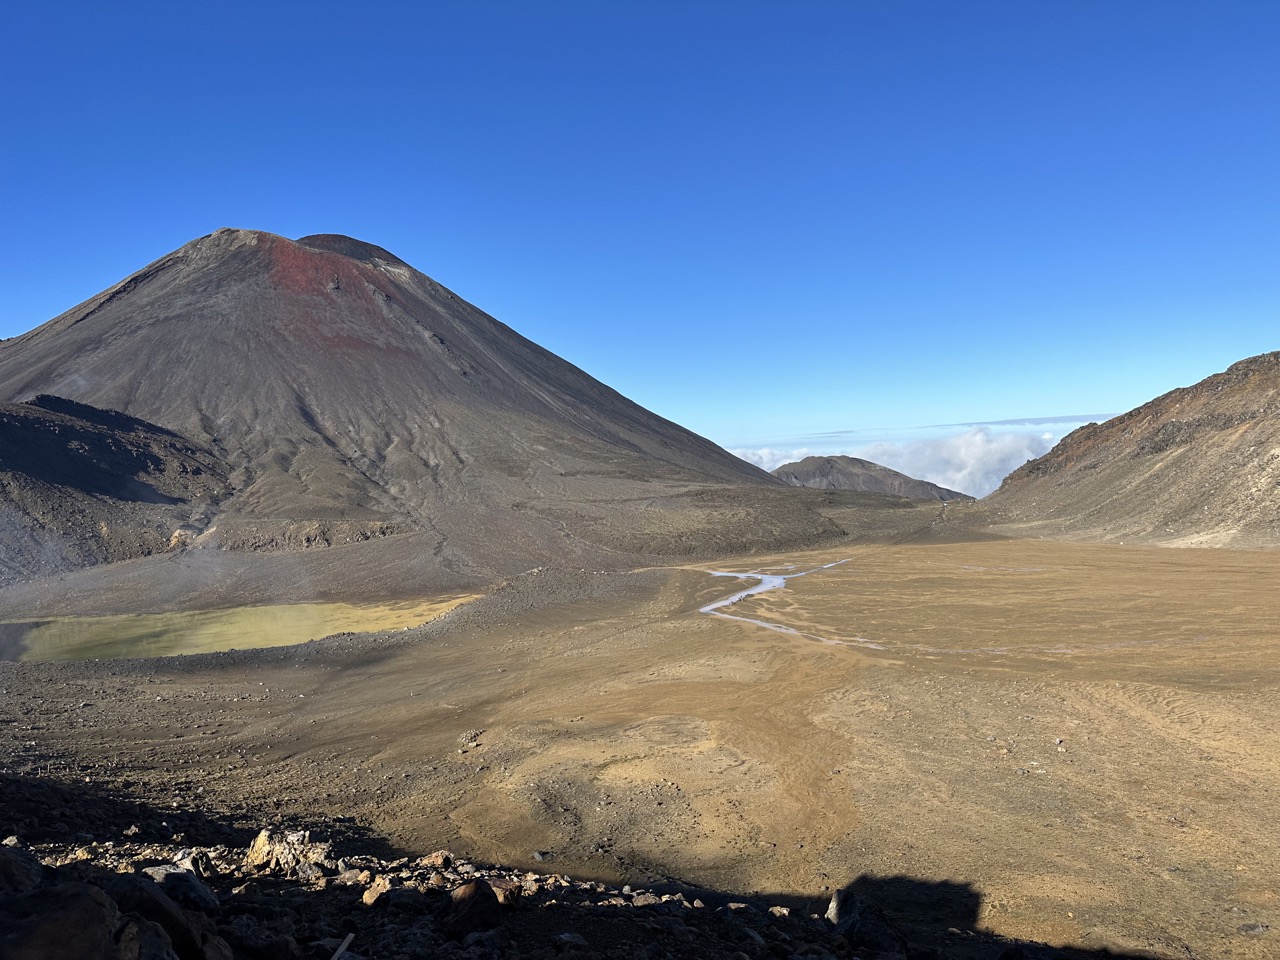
[0,228,803,590]
[773,454,972,501]
[171,230,410,270]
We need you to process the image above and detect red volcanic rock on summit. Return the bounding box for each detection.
[0,230,853,596]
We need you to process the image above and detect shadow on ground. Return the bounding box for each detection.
[824,873,1163,959]
[0,772,396,858]
[0,772,1176,959]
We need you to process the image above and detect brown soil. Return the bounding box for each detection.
[985,351,1280,548]
[2,538,1276,958]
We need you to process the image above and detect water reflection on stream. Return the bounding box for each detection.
[699,559,885,649]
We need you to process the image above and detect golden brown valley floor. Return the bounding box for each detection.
[3,538,1278,959]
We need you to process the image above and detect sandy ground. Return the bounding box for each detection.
[2,539,1278,958]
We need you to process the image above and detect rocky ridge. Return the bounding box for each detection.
[772,457,972,503]
[986,351,1280,547]
[0,395,229,583]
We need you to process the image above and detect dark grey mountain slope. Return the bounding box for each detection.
[0,230,871,600]
[773,455,972,502]
[0,229,773,513]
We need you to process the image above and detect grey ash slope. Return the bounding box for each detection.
[0,229,872,603]
[0,396,229,583]
[0,229,769,508]
[773,455,973,502]
[984,351,1280,547]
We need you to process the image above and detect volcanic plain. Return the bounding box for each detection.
[3,232,1277,958]
[3,533,1277,959]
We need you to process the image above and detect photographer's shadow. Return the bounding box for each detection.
[828,873,1168,959]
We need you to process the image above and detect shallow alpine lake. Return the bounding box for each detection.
[0,595,474,662]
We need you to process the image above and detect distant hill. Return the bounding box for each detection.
[985,352,1280,547]
[773,455,973,502]
[0,229,878,602]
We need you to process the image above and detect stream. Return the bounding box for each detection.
[699,559,885,648]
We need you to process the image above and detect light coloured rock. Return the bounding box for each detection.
[243,828,333,876]
[418,849,453,869]
[362,874,393,906]
[488,877,522,907]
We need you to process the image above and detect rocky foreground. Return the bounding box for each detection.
[0,778,1161,960]
[0,826,897,960]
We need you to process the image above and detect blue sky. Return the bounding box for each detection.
[2,2,1276,494]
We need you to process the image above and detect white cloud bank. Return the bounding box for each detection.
[854,427,1056,497]
[732,426,1063,497]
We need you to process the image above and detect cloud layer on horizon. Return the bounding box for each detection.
[854,427,1057,496]
[731,425,1064,497]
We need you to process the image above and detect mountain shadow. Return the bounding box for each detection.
[0,396,215,504]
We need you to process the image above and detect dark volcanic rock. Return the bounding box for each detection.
[0,881,128,959]
[94,871,221,960]
[141,863,220,913]
[0,843,44,893]
[1,812,1164,960]
[774,455,972,502]
[445,878,503,939]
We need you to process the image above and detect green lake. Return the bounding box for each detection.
[0,595,474,662]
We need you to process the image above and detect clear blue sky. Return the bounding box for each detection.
[2,2,1276,485]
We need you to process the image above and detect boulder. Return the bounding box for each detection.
[142,863,219,912]
[97,872,230,960]
[218,914,301,960]
[418,850,453,869]
[488,877,522,907]
[0,881,122,959]
[0,844,44,894]
[115,917,181,960]
[361,874,393,907]
[445,879,502,940]
[243,829,333,876]
[825,889,909,958]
